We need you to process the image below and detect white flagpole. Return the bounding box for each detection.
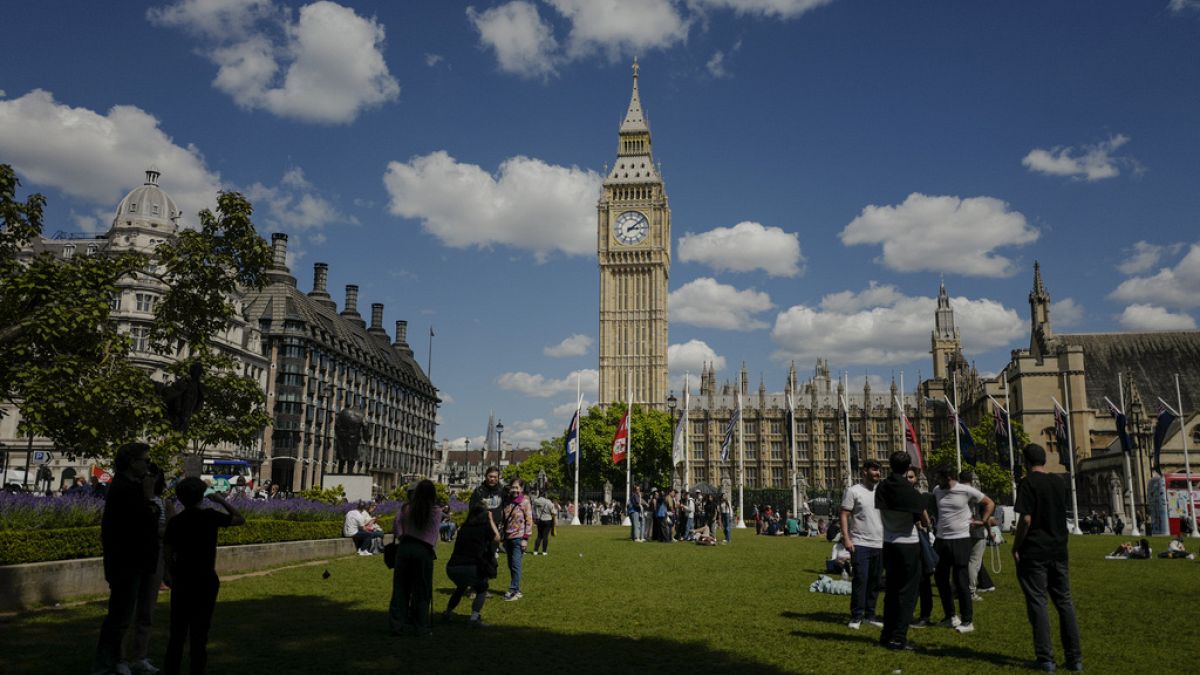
[1117,374,1139,536]
[623,369,632,527]
[1057,377,1083,535]
[683,372,690,494]
[842,372,852,489]
[736,386,747,528]
[1003,375,1016,501]
[952,374,962,474]
[899,372,906,472]
[571,373,581,526]
[789,373,798,514]
[1175,374,1199,539]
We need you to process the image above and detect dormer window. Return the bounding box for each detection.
[62,244,75,259]
[151,204,160,215]
[87,244,98,255]
[129,203,137,212]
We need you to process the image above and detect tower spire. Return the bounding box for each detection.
[621,59,648,134]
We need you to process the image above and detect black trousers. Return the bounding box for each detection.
[880,542,922,647]
[534,520,553,553]
[935,537,974,623]
[1017,558,1082,667]
[93,572,147,672]
[165,575,219,675]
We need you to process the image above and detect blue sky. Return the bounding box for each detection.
[2,0,1199,449]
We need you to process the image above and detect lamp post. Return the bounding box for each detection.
[667,392,678,490]
[537,468,547,496]
[496,420,505,467]
[464,437,471,484]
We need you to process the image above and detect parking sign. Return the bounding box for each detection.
[32,451,51,463]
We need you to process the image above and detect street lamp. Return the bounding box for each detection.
[667,391,679,490]
[496,420,505,466]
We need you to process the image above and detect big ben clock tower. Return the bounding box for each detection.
[598,60,670,408]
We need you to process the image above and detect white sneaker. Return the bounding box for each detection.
[866,618,884,628]
[971,593,983,601]
[847,621,862,630]
[955,622,976,634]
[129,660,160,674]
[357,550,369,556]
[938,616,962,628]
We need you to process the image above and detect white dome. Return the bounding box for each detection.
[111,169,181,233]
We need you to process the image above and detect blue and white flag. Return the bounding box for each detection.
[564,408,580,465]
[721,398,740,462]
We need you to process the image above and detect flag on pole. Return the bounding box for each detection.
[992,401,1008,441]
[612,408,630,464]
[672,407,686,466]
[1153,402,1177,475]
[564,408,580,465]
[721,397,740,462]
[850,439,860,474]
[902,414,922,470]
[1053,400,1074,471]
[956,414,977,465]
[1105,398,1133,455]
[785,392,795,452]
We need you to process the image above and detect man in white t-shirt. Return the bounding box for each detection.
[932,466,995,633]
[841,459,884,630]
[342,502,376,555]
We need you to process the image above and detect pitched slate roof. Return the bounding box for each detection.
[1054,331,1200,412]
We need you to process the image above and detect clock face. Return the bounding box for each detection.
[614,210,649,245]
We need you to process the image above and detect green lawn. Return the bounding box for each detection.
[2,529,1198,674]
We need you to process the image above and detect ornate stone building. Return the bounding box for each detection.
[242,235,439,494]
[1,170,268,488]
[597,61,670,408]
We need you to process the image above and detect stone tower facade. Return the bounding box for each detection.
[598,61,670,408]
[931,278,961,380]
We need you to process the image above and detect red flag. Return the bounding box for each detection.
[91,465,112,484]
[903,414,923,470]
[612,409,630,464]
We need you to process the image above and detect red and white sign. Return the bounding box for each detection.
[91,465,112,484]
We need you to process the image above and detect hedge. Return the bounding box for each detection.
[0,518,393,566]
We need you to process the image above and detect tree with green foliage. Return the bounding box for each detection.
[929,415,1030,502]
[502,437,567,490]
[554,403,674,493]
[0,163,272,466]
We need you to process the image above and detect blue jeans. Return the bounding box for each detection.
[685,516,694,539]
[850,545,883,621]
[721,512,732,542]
[629,511,643,540]
[504,539,525,593]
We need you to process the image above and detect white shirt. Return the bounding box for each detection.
[933,482,986,540]
[840,483,883,549]
[343,509,366,537]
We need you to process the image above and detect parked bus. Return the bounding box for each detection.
[201,458,256,493]
[1164,472,1200,536]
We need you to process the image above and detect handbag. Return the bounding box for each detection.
[918,528,938,573]
[383,536,397,569]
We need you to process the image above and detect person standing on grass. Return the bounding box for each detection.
[128,463,172,675]
[469,467,505,525]
[501,478,533,601]
[443,504,500,628]
[390,479,439,636]
[682,490,696,541]
[1012,444,1082,673]
[532,490,556,555]
[162,477,245,675]
[628,485,645,541]
[718,493,734,544]
[874,451,931,652]
[932,466,994,635]
[841,459,884,631]
[92,442,162,675]
[960,470,997,596]
[906,467,938,630]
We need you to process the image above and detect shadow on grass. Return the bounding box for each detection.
[2,593,794,674]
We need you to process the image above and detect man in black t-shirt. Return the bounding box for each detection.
[162,478,245,675]
[1012,444,1082,673]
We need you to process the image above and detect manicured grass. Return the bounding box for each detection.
[2,529,1198,673]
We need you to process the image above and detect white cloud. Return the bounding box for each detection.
[244,167,343,231]
[677,221,804,277]
[438,392,456,405]
[469,0,688,77]
[507,418,550,444]
[151,0,399,124]
[1117,241,1185,276]
[1109,243,1200,309]
[497,368,599,398]
[446,435,488,451]
[692,0,835,19]
[0,89,221,229]
[669,277,773,330]
[706,51,729,78]
[771,285,1024,364]
[1117,304,1196,331]
[840,193,1039,277]
[383,151,602,261]
[1168,0,1200,14]
[668,339,726,393]
[1022,134,1137,182]
[552,399,592,417]
[424,53,444,67]
[467,1,559,79]
[544,334,594,357]
[1050,298,1084,327]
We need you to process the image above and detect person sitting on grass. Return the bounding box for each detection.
[1109,538,1152,559]
[163,477,246,675]
[443,504,500,627]
[1160,535,1194,559]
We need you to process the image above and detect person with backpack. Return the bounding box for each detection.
[531,490,556,555]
